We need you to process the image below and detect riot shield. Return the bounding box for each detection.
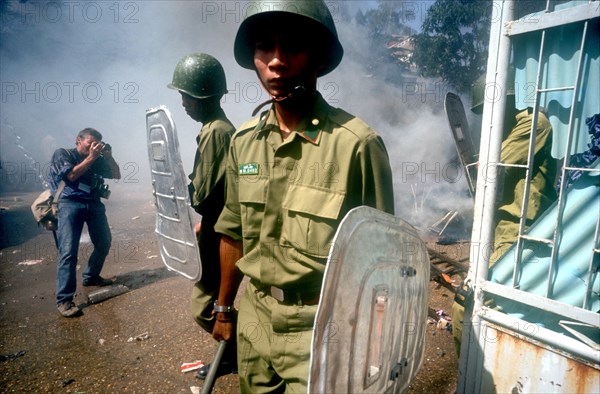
[445,92,478,197]
[309,206,430,394]
[146,106,201,281]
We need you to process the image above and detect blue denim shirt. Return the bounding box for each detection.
[49,148,113,201]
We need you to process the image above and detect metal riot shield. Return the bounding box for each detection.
[444,92,478,197]
[146,106,201,281]
[309,206,430,394]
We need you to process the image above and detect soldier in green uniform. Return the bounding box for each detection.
[210,2,395,392]
[490,107,556,264]
[451,73,557,355]
[167,53,237,379]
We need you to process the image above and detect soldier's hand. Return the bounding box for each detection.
[212,313,235,342]
[195,223,201,244]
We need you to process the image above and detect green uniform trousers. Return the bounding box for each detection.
[190,226,221,333]
[237,281,318,393]
[190,280,218,333]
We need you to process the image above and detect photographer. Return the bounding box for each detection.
[49,127,120,317]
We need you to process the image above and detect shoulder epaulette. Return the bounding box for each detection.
[208,118,236,135]
[232,111,266,139]
[328,106,376,139]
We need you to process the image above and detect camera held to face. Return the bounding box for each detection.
[100,142,112,157]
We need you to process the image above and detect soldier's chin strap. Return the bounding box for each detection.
[252,85,307,116]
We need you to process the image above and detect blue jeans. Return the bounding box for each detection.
[56,199,112,304]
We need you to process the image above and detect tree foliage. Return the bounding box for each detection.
[357,1,415,41]
[355,1,416,85]
[411,0,491,92]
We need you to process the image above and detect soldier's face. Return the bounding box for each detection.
[253,32,320,99]
[180,92,204,122]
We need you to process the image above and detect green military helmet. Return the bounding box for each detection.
[168,53,227,99]
[471,67,515,114]
[234,0,344,77]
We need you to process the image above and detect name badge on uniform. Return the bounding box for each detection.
[239,163,259,175]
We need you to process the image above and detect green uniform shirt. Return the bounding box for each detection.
[188,116,234,332]
[189,117,235,225]
[492,109,557,264]
[215,93,395,290]
[498,109,556,222]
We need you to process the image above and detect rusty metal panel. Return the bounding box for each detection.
[480,322,600,393]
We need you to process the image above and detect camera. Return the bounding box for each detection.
[97,184,111,199]
[100,142,112,157]
[90,174,111,199]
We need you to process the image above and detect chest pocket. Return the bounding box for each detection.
[238,177,268,239]
[281,183,345,258]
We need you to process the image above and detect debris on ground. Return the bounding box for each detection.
[436,310,453,332]
[61,379,75,387]
[87,285,130,304]
[0,350,26,362]
[127,332,150,342]
[428,210,459,236]
[428,246,468,292]
[17,260,43,266]
[428,308,453,333]
[181,360,205,373]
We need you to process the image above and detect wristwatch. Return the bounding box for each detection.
[213,301,234,313]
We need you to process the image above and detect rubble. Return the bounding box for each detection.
[127,332,150,343]
[87,285,130,304]
[0,350,26,362]
[181,360,205,373]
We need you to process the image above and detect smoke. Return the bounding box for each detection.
[1,0,247,197]
[1,0,472,235]
[327,13,474,232]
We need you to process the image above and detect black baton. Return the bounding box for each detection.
[201,340,227,394]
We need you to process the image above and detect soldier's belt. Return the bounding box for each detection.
[251,280,320,306]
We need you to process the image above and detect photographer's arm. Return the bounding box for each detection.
[66,142,103,182]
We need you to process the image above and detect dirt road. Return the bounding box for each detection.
[0,189,458,393]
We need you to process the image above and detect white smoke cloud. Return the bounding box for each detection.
[1,0,472,235]
[328,16,474,231]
